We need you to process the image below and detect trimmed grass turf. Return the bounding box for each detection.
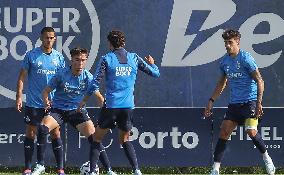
[0,173,272,175]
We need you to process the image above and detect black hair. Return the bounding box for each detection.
[222,29,241,40]
[41,27,55,35]
[107,30,125,48]
[70,47,89,57]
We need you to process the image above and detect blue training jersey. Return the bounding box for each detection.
[21,47,65,108]
[48,67,93,110]
[220,49,258,104]
[87,48,160,108]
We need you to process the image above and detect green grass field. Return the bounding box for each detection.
[0,174,270,175]
[2,173,284,175]
[1,167,283,175]
[1,170,281,175]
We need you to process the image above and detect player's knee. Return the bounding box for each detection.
[246,129,257,137]
[119,139,129,144]
[25,125,37,139]
[119,133,130,144]
[219,129,231,140]
[38,125,49,136]
[87,134,95,143]
[88,134,102,143]
[93,133,103,143]
[25,131,37,139]
[50,128,61,139]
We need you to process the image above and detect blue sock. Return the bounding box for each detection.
[88,135,111,171]
[89,141,102,173]
[24,137,34,169]
[37,125,49,165]
[122,141,139,170]
[250,133,266,154]
[213,138,228,162]
[51,138,64,169]
[99,144,112,171]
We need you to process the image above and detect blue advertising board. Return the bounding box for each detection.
[0,108,283,167]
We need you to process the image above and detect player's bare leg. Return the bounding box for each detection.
[77,120,96,137]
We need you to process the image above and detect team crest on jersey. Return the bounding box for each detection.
[80,81,86,89]
[37,61,43,67]
[226,65,230,73]
[52,59,59,67]
[63,82,70,92]
[236,61,241,69]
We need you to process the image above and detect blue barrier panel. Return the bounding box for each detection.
[0,108,283,167]
[66,108,212,167]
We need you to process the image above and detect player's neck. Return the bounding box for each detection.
[71,69,82,76]
[41,45,52,54]
[229,48,240,58]
[114,47,123,50]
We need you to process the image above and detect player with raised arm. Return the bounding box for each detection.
[78,30,160,175]
[204,29,275,175]
[16,27,65,175]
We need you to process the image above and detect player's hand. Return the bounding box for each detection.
[96,95,104,107]
[44,99,52,112]
[255,102,264,118]
[145,55,155,64]
[16,97,22,112]
[77,101,86,113]
[203,101,213,118]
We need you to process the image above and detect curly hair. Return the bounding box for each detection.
[222,29,241,40]
[70,47,89,57]
[107,30,125,48]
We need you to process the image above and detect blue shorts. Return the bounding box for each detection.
[98,108,133,132]
[24,106,47,126]
[224,100,258,126]
[48,108,91,128]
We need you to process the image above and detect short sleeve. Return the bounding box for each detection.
[243,53,258,73]
[59,54,66,68]
[21,52,30,71]
[48,72,61,90]
[219,61,226,76]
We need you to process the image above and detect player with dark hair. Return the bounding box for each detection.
[16,27,65,175]
[78,30,160,175]
[36,47,116,175]
[204,29,275,175]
